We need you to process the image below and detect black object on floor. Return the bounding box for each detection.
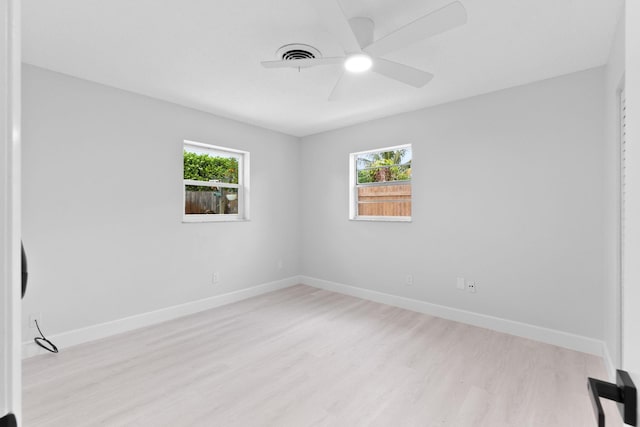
[34,319,58,354]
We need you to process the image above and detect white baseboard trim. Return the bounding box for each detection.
[23,276,302,359]
[300,276,604,356]
[24,275,606,360]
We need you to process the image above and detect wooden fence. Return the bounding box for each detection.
[357,183,411,217]
[185,191,237,215]
[186,185,409,217]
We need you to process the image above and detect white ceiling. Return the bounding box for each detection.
[23,0,623,137]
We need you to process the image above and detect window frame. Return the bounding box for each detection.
[349,144,412,222]
[182,140,250,223]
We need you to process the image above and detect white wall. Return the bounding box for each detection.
[602,9,625,372]
[22,63,612,353]
[300,68,605,339]
[21,65,300,338]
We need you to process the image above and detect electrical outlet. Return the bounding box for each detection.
[467,281,477,293]
[456,277,465,290]
[28,313,41,329]
[212,272,220,284]
[406,274,413,285]
[277,259,283,270]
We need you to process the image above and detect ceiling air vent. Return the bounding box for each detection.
[276,44,322,63]
[282,49,315,61]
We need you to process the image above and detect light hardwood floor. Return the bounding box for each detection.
[23,285,619,426]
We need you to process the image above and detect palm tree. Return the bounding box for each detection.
[357,149,411,183]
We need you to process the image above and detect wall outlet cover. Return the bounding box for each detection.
[467,281,477,293]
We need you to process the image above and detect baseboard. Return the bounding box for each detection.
[23,276,302,359]
[300,276,604,356]
[23,275,606,360]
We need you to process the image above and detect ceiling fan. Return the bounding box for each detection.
[261,1,467,100]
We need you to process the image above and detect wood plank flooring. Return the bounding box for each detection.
[23,285,619,426]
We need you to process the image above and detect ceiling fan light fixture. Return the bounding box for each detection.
[344,54,372,73]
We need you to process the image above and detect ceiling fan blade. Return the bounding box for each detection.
[328,72,357,101]
[371,58,434,88]
[364,1,467,57]
[261,57,344,69]
[311,0,362,53]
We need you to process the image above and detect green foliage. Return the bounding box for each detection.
[183,151,238,183]
[357,149,411,183]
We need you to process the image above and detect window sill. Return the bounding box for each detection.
[183,215,249,223]
[350,216,412,223]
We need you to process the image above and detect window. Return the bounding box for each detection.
[183,140,250,222]
[349,144,412,221]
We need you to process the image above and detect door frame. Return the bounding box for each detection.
[623,1,640,422]
[0,0,22,422]
[619,84,626,370]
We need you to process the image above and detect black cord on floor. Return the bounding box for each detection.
[34,319,58,354]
